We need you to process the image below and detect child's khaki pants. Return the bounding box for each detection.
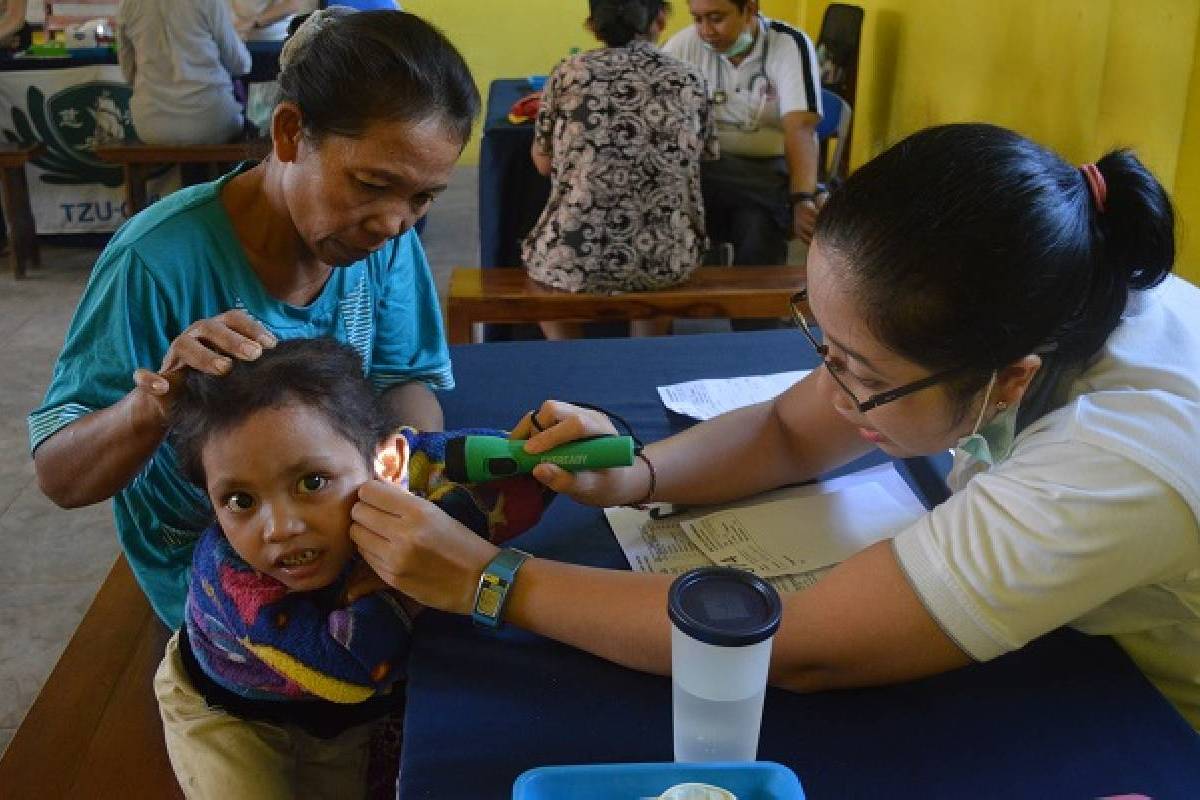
[154,631,373,800]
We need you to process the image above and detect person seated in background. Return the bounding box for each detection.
[231,0,317,41]
[158,338,549,798]
[665,0,824,273]
[0,0,27,48]
[118,0,252,145]
[522,0,718,341]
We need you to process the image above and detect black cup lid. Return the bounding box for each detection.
[668,567,782,647]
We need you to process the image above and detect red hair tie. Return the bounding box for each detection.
[1080,162,1107,214]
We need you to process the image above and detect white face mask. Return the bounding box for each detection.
[949,371,1019,487]
[702,19,755,58]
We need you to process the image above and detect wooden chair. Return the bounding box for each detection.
[0,142,46,279]
[0,556,183,799]
[93,139,272,215]
[446,266,806,344]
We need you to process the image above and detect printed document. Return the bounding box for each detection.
[604,464,926,593]
[657,371,810,420]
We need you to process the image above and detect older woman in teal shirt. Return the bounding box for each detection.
[29,9,479,629]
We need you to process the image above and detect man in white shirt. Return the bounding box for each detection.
[664,0,823,273]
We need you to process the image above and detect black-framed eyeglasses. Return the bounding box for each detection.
[789,288,968,413]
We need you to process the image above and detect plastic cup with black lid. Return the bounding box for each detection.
[668,567,782,763]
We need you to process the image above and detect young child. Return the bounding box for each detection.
[154,338,549,798]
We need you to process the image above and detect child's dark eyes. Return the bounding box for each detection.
[223,492,255,513]
[298,474,329,493]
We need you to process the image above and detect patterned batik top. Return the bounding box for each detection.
[522,40,719,294]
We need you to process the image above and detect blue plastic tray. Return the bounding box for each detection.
[512,761,804,799]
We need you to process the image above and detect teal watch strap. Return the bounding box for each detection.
[472,548,531,628]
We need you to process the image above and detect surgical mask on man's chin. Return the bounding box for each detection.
[703,28,754,58]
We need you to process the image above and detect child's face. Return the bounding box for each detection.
[200,402,372,592]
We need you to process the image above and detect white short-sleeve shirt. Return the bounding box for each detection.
[893,275,1200,727]
[663,16,822,158]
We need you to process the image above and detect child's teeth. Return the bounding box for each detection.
[282,549,318,567]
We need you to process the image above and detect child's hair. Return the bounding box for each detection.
[815,122,1175,419]
[170,338,386,487]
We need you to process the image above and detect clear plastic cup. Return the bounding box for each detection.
[668,567,782,763]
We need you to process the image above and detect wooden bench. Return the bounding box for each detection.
[446,266,807,344]
[94,139,272,215]
[0,142,46,279]
[0,556,183,799]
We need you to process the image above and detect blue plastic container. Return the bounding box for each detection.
[512,761,804,799]
[526,75,548,91]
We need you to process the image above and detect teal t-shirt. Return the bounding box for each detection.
[28,166,453,629]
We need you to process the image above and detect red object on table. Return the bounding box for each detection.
[507,92,542,125]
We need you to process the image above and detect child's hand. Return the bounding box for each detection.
[342,559,391,604]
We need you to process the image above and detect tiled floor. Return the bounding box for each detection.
[0,165,480,757]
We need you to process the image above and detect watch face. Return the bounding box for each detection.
[477,585,504,618]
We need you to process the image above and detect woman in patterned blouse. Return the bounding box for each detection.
[523,0,719,339]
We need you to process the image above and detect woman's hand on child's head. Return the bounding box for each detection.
[160,309,277,380]
[131,310,277,424]
[350,479,498,615]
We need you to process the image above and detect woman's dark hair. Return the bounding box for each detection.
[814,122,1175,416]
[278,10,480,144]
[169,339,387,487]
[589,0,667,46]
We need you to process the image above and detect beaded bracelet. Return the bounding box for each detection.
[627,451,657,508]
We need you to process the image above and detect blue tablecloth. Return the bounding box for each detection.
[400,330,1200,799]
[478,78,549,270]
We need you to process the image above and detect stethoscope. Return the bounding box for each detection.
[711,16,771,107]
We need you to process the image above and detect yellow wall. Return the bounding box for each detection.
[404,0,1200,282]
[798,0,1200,283]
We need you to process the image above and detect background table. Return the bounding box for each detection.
[400,330,1200,799]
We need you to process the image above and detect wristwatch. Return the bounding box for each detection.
[789,190,819,205]
[471,548,532,628]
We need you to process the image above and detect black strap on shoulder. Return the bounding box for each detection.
[767,19,821,114]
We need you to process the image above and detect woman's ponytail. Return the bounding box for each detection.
[1093,149,1175,291]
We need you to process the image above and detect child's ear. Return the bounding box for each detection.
[374,431,410,490]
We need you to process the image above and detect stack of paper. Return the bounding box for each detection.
[604,464,925,593]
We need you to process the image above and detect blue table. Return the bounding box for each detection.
[478,78,548,270]
[401,330,1200,799]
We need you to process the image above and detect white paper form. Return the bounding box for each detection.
[657,371,811,421]
[604,464,925,592]
[680,482,922,577]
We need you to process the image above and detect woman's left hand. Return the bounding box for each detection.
[349,479,498,614]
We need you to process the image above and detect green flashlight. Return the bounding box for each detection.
[443,435,636,483]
